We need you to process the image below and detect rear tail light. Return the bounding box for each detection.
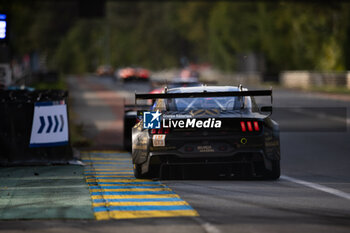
[247,121,253,132]
[253,121,260,131]
[150,127,170,134]
[240,121,246,132]
[164,128,170,134]
[240,121,261,132]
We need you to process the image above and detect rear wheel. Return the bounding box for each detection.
[265,160,280,180]
[133,164,160,179]
[133,164,146,179]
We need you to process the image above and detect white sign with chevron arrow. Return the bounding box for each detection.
[29,102,69,147]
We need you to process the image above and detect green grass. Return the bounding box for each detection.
[69,110,93,148]
[66,85,92,148]
[31,75,67,90]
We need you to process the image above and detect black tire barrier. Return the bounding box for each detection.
[0,89,68,103]
[0,89,73,165]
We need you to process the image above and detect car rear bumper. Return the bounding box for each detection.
[144,150,276,178]
[149,149,269,165]
[148,133,280,161]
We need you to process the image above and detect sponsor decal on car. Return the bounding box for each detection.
[197,145,214,152]
[153,134,166,147]
[163,118,221,129]
[143,110,162,129]
[143,110,222,129]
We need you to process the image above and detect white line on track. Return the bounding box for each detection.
[281,175,350,200]
[193,217,221,233]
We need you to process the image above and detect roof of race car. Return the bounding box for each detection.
[167,86,246,93]
[143,85,269,119]
[171,77,199,83]
[135,86,271,101]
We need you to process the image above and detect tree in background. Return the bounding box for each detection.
[207,2,350,72]
[4,1,350,73]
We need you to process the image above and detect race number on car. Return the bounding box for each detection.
[152,135,166,147]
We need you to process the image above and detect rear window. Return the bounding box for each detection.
[166,97,242,111]
[152,96,259,112]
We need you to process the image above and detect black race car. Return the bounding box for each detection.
[123,79,202,151]
[123,103,151,150]
[131,86,280,180]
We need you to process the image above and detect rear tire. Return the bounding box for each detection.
[133,164,146,179]
[265,160,280,180]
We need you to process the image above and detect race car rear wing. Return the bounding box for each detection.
[124,104,152,110]
[135,89,273,104]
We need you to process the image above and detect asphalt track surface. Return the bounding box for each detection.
[1,75,349,233]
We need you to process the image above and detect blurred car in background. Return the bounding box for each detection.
[116,67,150,82]
[150,77,202,95]
[96,65,114,76]
[179,68,200,80]
[168,77,202,88]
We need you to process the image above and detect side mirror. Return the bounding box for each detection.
[260,106,272,113]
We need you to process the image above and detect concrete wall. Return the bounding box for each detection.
[153,69,350,89]
[280,71,350,89]
[280,71,311,88]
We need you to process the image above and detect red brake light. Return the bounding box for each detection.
[151,127,169,134]
[253,121,260,131]
[240,121,246,132]
[247,121,253,131]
